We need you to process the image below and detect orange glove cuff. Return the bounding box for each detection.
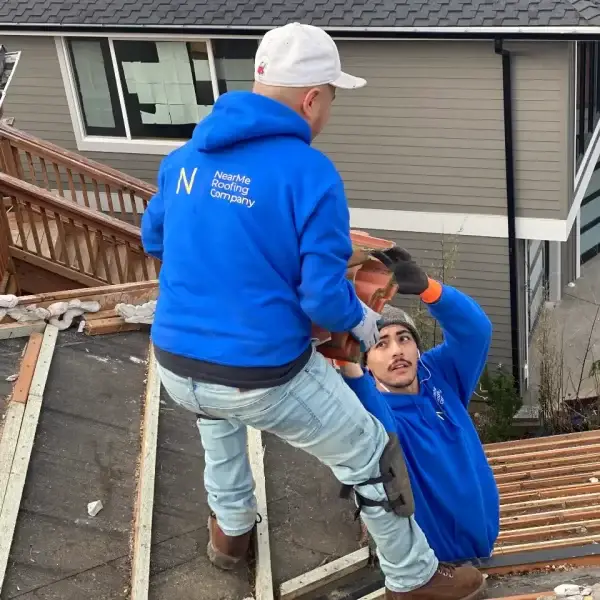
[420,278,443,304]
[334,359,352,367]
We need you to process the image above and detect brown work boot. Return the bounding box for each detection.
[206,513,254,570]
[385,563,486,599]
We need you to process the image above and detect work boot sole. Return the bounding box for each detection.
[206,517,245,571]
[387,579,487,600]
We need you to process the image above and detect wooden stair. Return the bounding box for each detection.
[0,123,397,328]
[0,270,19,295]
[7,212,152,285]
[0,175,159,294]
[0,122,155,227]
[0,122,158,294]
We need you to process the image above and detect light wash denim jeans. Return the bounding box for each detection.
[157,348,438,592]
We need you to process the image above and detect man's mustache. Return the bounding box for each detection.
[388,359,412,371]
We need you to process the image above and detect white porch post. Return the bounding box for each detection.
[548,241,562,303]
[576,211,582,279]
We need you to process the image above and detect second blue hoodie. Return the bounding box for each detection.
[344,286,500,563]
[142,91,364,367]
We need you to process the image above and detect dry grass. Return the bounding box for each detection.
[532,304,600,434]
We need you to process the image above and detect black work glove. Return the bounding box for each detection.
[372,247,429,295]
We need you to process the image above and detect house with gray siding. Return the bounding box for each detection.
[2,0,600,394]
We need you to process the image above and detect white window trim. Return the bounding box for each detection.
[56,35,235,155]
[107,38,132,140]
[206,39,221,103]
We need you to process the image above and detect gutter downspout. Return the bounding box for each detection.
[495,39,522,395]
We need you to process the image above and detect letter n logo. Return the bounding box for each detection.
[176,167,198,195]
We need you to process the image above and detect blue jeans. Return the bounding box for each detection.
[156,348,438,592]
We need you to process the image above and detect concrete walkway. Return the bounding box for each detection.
[538,252,600,401]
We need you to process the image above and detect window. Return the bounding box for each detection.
[66,38,258,144]
[67,39,125,136]
[213,39,257,94]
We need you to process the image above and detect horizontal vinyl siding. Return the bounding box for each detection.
[87,153,161,183]
[367,230,512,368]
[1,36,77,146]
[318,41,570,219]
[511,41,570,220]
[0,35,161,183]
[1,36,513,366]
[2,37,569,221]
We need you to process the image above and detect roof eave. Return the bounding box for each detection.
[1,22,600,39]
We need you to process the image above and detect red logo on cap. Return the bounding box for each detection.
[257,61,267,76]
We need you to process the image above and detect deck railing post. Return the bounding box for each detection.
[0,139,18,177]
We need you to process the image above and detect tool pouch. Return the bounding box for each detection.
[340,432,415,519]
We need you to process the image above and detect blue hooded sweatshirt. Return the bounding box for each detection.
[141,91,363,367]
[343,285,500,563]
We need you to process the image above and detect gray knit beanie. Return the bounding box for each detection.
[377,305,422,351]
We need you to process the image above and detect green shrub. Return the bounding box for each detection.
[475,366,522,443]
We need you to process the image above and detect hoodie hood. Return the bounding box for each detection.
[192,91,312,152]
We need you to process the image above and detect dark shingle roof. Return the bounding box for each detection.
[2,0,600,30]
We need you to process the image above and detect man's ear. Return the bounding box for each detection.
[301,87,320,115]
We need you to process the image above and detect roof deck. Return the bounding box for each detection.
[0,312,600,599]
[0,327,362,599]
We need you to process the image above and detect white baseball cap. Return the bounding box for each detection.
[254,22,367,90]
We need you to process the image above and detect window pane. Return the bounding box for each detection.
[213,39,258,94]
[113,40,215,140]
[68,39,125,136]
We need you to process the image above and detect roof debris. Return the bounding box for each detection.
[554,583,593,596]
[87,500,103,517]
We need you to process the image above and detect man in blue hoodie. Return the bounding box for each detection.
[142,22,486,600]
[339,248,500,564]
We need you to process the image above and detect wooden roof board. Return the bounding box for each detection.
[487,430,600,559]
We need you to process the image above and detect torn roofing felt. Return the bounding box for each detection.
[3,0,600,30]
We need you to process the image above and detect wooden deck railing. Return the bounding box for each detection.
[0,123,156,227]
[0,173,160,287]
[0,204,11,285]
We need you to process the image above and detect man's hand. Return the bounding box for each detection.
[351,301,381,352]
[372,247,429,296]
